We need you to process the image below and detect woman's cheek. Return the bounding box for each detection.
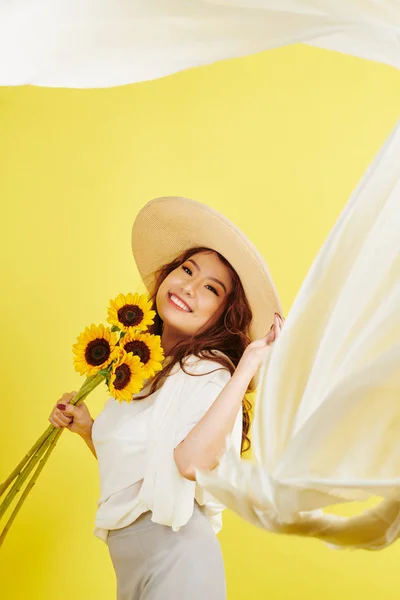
[202,296,221,321]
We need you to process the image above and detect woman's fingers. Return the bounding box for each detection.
[53,415,68,428]
[50,410,72,427]
[264,314,283,345]
[276,313,285,326]
[262,330,274,345]
[258,313,285,346]
[50,414,66,428]
[56,409,73,426]
[49,390,77,427]
[58,391,77,405]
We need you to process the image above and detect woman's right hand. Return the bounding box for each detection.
[48,391,94,438]
[235,313,285,383]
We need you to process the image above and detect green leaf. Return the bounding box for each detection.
[98,369,110,378]
[111,325,120,332]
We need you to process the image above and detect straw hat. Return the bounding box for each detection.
[131,196,282,343]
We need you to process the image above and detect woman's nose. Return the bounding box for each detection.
[181,283,195,297]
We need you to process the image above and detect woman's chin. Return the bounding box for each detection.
[163,313,190,332]
[159,308,195,336]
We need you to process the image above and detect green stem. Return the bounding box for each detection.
[0,429,59,521]
[0,373,101,498]
[0,428,63,547]
[0,371,106,521]
[0,425,53,498]
[70,372,105,406]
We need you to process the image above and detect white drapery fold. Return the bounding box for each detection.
[0,1,399,88]
[197,119,400,551]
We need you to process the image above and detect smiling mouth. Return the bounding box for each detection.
[168,293,193,313]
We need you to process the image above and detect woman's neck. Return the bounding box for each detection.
[161,326,188,356]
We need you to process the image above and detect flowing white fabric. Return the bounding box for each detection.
[0,1,399,88]
[196,119,400,550]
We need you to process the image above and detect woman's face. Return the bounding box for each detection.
[156,251,233,339]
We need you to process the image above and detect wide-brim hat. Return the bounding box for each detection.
[131,196,282,343]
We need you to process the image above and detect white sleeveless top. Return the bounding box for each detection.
[91,356,243,543]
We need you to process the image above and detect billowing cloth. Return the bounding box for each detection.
[196,119,400,551]
[0,1,399,88]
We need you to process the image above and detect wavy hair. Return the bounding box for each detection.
[137,246,253,453]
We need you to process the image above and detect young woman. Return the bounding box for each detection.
[48,197,284,600]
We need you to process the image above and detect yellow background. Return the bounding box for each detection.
[1,44,399,599]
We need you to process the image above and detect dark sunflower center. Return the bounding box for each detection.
[118,304,144,328]
[114,363,132,390]
[85,338,111,366]
[124,340,151,365]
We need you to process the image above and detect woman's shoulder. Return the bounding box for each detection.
[180,351,232,386]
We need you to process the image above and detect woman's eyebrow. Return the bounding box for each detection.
[187,259,227,294]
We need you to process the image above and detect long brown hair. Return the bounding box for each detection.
[138,246,253,453]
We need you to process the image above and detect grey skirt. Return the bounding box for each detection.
[106,502,226,600]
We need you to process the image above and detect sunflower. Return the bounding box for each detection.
[120,332,164,379]
[107,293,156,333]
[72,324,119,377]
[108,349,146,402]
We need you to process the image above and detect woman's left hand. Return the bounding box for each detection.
[265,312,285,346]
[235,313,285,383]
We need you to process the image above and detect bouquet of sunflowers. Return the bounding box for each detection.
[0,293,164,547]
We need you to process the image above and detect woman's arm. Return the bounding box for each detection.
[49,391,98,459]
[80,426,98,459]
[173,369,249,480]
[174,314,283,480]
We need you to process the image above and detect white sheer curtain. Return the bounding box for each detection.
[0,1,398,88]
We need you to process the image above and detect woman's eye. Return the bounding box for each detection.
[206,284,219,296]
[182,265,192,275]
